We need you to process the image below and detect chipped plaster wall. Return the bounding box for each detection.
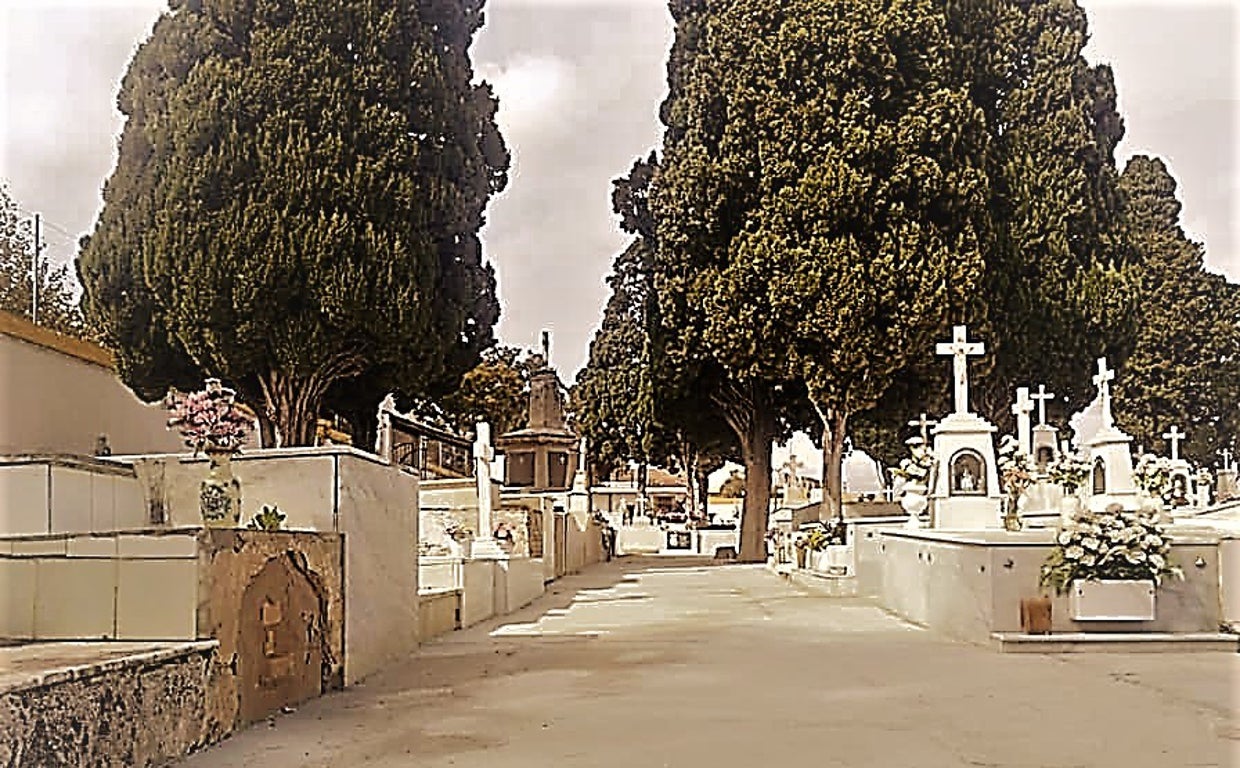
[0,643,216,768]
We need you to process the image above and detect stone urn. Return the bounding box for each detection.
[900,482,929,529]
[200,447,241,527]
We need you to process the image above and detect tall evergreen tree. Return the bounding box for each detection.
[78,0,508,446]
[1113,156,1240,465]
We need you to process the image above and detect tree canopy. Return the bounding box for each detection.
[78,0,508,446]
[0,185,86,338]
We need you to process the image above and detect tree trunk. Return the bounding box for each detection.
[261,371,327,448]
[696,466,710,519]
[820,410,849,523]
[738,410,776,562]
[256,411,276,449]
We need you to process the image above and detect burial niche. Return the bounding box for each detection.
[950,450,986,495]
[1092,457,1107,494]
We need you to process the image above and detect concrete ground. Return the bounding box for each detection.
[180,557,1238,768]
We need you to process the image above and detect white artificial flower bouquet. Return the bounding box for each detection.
[1039,506,1182,595]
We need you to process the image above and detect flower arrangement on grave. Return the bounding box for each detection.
[1047,452,1092,495]
[443,521,473,541]
[1134,453,1173,501]
[891,438,935,485]
[166,379,253,455]
[1039,507,1182,595]
[1195,467,1212,490]
[167,379,253,527]
[997,436,1035,499]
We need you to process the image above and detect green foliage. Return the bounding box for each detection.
[246,504,286,532]
[78,0,508,446]
[1111,156,1240,465]
[0,184,86,338]
[441,346,531,437]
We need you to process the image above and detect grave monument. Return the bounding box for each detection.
[929,325,1003,529]
[1083,358,1139,511]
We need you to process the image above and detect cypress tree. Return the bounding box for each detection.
[78,0,508,446]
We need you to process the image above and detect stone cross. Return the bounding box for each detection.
[908,413,938,443]
[936,325,984,415]
[1221,448,1233,471]
[1093,358,1116,429]
[473,422,495,539]
[1162,425,1186,462]
[1031,384,1055,426]
[1011,387,1033,456]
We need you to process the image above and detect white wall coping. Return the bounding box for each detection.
[0,454,136,477]
[106,444,394,468]
[881,527,1223,547]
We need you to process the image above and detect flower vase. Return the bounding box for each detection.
[1002,495,1024,532]
[900,482,928,529]
[200,448,241,527]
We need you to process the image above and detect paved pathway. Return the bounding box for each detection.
[182,557,1237,767]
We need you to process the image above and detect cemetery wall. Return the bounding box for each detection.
[0,313,184,456]
[499,556,546,613]
[132,447,419,684]
[879,529,1226,643]
[0,641,218,768]
[418,588,460,641]
[1221,537,1240,627]
[0,457,147,536]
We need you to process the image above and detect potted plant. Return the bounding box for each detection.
[998,436,1034,531]
[167,379,253,527]
[1039,506,1182,621]
[892,437,935,528]
[1047,451,1091,520]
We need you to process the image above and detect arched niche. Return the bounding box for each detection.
[1092,457,1107,495]
[949,449,986,496]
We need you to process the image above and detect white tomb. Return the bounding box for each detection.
[929,325,1002,529]
[1084,358,1140,512]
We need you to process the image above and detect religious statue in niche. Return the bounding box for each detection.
[1092,458,1107,495]
[950,451,985,495]
[1170,474,1189,506]
[1036,446,1054,469]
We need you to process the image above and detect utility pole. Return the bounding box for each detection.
[31,213,41,325]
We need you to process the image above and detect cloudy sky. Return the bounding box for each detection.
[0,0,1236,384]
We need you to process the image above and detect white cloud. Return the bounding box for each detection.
[478,54,573,137]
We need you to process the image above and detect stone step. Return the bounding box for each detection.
[991,631,1238,653]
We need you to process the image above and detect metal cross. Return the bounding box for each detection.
[1030,384,1055,426]
[1162,425,1186,462]
[935,325,984,415]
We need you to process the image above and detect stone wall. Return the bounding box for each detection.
[198,529,344,730]
[418,589,460,642]
[0,642,217,768]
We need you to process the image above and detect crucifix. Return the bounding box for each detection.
[936,325,984,415]
[1221,448,1234,471]
[1011,387,1034,456]
[1093,358,1115,429]
[1162,425,1186,462]
[908,413,938,444]
[473,422,498,547]
[1031,384,1055,427]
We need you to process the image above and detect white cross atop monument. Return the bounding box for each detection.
[936,325,984,415]
[471,422,506,559]
[908,413,938,443]
[1163,425,1186,462]
[1221,448,1234,471]
[1093,358,1116,429]
[1011,387,1033,456]
[1031,384,1054,426]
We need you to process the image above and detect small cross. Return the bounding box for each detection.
[1031,384,1055,426]
[908,413,938,443]
[1093,358,1116,428]
[936,325,985,414]
[781,454,805,479]
[1221,448,1234,471]
[1162,425,1186,462]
